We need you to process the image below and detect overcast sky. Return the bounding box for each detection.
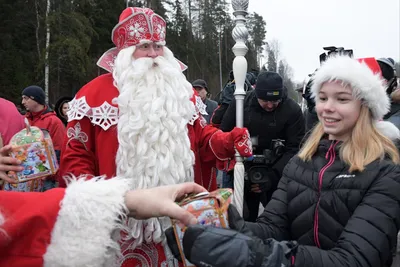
[245,0,400,82]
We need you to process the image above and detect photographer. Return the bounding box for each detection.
[220,71,305,222]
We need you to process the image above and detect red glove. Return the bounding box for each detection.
[229,127,253,157]
[209,127,253,171]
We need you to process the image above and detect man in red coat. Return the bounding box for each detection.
[59,7,252,267]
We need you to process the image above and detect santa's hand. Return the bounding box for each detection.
[0,145,23,183]
[210,128,253,171]
[229,127,253,157]
[124,182,207,225]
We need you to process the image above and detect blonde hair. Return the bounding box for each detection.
[299,105,400,172]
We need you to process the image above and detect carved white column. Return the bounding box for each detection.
[231,0,249,217]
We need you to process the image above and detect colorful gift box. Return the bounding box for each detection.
[171,188,233,267]
[7,119,59,183]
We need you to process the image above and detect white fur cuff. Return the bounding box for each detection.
[375,120,400,141]
[44,177,131,267]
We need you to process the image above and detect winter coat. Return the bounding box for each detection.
[220,90,305,177]
[203,98,218,124]
[247,139,400,267]
[25,106,66,160]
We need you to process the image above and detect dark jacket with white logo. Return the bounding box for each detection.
[247,139,400,267]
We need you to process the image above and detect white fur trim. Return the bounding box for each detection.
[311,55,390,120]
[375,120,400,141]
[43,177,131,267]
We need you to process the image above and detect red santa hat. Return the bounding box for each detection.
[97,7,187,73]
[311,55,400,140]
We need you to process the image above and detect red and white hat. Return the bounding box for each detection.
[311,55,400,140]
[97,7,187,73]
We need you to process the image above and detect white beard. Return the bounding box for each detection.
[112,46,196,249]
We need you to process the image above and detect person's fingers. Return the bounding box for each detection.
[0,145,13,155]
[0,173,18,184]
[0,158,23,172]
[174,183,207,199]
[165,203,198,225]
[251,184,259,188]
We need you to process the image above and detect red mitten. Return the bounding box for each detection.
[229,127,253,157]
[209,127,253,171]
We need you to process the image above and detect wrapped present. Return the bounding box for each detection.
[171,188,233,267]
[7,119,59,183]
[2,179,44,192]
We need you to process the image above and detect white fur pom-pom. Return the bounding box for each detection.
[375,120,400,141]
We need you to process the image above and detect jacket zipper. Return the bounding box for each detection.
[314,141,339,248]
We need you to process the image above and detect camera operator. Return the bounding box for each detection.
[220,71,305,222]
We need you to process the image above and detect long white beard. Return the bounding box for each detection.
[112,46,196,249]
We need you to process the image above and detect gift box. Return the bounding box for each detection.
[2,179,44,192]
[171,188,233,267]
[7,119,59,183]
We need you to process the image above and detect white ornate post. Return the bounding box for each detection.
[231,0,249,216]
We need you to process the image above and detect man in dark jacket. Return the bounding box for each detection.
[220,71,305,221]
[192,79,218,124]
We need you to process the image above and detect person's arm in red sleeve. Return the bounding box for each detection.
[0,188,66,267]
[0,177,130,267]
[194,115,252,171]
[59,117,96,187]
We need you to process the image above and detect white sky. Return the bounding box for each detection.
[245,0,400,82]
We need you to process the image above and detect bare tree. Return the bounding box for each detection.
[265,39,281,72]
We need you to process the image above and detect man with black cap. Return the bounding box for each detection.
[18,85,65,190]
[220,71,305,222]
[192,79,218,124]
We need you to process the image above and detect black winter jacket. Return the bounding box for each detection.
[220,90,305,176]
[248,139,400,267]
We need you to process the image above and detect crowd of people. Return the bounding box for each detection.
[1,6,400,267]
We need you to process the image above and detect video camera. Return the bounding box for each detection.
[319,46,354,64]
[246,137,285,189]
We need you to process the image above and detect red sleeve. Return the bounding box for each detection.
[59,118,96,187]
[0,188,66,267]
[194,116,220,163]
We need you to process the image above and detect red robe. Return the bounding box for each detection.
[59,73,233,266]
[0,178,134,267]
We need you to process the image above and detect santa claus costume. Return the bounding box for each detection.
[0,177,131,267]
[59,7,251,267]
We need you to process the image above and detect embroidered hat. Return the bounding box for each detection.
[97,7,187,73]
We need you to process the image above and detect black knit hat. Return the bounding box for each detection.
[255,72,284,101]
[22,85,46,105]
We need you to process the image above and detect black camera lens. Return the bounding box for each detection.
[252,172,263,182]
